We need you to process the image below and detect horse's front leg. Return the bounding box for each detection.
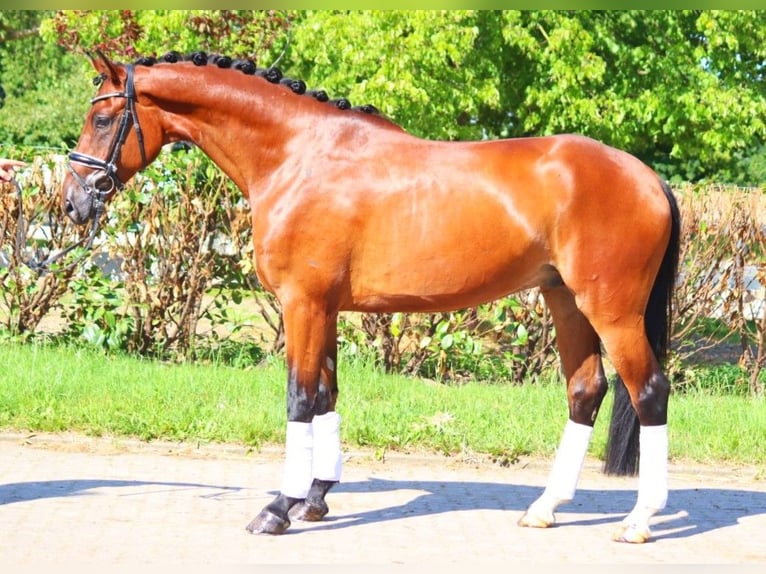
[290,314,341,523]
[246,303,341,535]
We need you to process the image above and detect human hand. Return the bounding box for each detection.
[0,158,26,182]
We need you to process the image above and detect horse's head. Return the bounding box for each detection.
[62,51,161,225]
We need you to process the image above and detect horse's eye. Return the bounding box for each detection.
[94,115,112,130]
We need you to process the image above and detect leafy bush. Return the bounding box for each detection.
[0,156,82,336]
[673,185,765,395]
[0,11,92,148]
[338,294,558,384]
[57,147,264,358]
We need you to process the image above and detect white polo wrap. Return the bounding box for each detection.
[280,421,314,498]
[312,411,343,481]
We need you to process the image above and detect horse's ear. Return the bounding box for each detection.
[89,49,122,86]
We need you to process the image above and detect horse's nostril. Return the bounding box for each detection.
[65,200,75,214]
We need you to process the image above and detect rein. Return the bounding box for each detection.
[13,178,104,273]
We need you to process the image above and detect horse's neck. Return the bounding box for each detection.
[142,64,405,202]
[145,65,295,191]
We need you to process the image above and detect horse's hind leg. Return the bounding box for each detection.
[518,286,608,528]
[597,320,670,543]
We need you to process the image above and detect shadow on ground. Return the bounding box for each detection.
[0,478,243,505]
[2,475,762,542]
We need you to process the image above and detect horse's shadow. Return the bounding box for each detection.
[1,475,763,542]
[0,478,243,505]
[291,477,766,541]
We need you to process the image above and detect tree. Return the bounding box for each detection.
[12,9,766,183]
[39,10,290,66]
[0,11,92,149]
[493,11,766,184]
[282,10,504,142]
[283,10,766,183]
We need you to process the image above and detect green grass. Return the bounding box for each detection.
[0,341,764,467]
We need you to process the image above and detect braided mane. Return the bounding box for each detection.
[132,50,384,118]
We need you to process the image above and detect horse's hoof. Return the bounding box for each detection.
[612,523,651,544]
[289,499,329,522]
[517,509,555,528]
[246,510,291,535]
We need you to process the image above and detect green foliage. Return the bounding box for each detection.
[0,11,92,148]
[281,10,766,183]
[285,10,501,141]
[56,147,259,358]
[61,264,133,351]
[0,10,764,182]
[491,11,766,183]
[728,145,766,187]
[407,306,536,383]
[0,145,264,360]
[338,296,557,385]
[38,10,289,64]
[674,363,764,397]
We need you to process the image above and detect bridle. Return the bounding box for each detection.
[68,63,148,204]
[20,64,147,273]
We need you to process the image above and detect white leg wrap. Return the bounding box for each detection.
[521,420,593,525]
[635,424,668,511]
[542,419,594,503]
[280,421,314,498]
[312,411,343,481]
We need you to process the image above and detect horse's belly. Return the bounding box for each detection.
[346,248,547,313]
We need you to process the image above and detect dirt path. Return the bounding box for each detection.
[0,431,764,565]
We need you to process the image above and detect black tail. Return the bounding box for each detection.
[603,179,681,476]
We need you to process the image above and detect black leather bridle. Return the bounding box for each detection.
[20,64,148,273]
[68,63,148,204]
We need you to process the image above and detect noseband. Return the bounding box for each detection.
[68,64,148,205]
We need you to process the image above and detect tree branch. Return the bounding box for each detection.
[0,25,40,42]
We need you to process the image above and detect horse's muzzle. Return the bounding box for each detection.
[63,186,94,225]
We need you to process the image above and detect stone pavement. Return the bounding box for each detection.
[0,431,764,566]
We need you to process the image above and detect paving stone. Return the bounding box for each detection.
[0,432,764,565]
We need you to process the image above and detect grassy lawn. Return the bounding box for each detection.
[0,341,764,467]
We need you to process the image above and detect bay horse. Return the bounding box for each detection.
[62,51,680,544]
